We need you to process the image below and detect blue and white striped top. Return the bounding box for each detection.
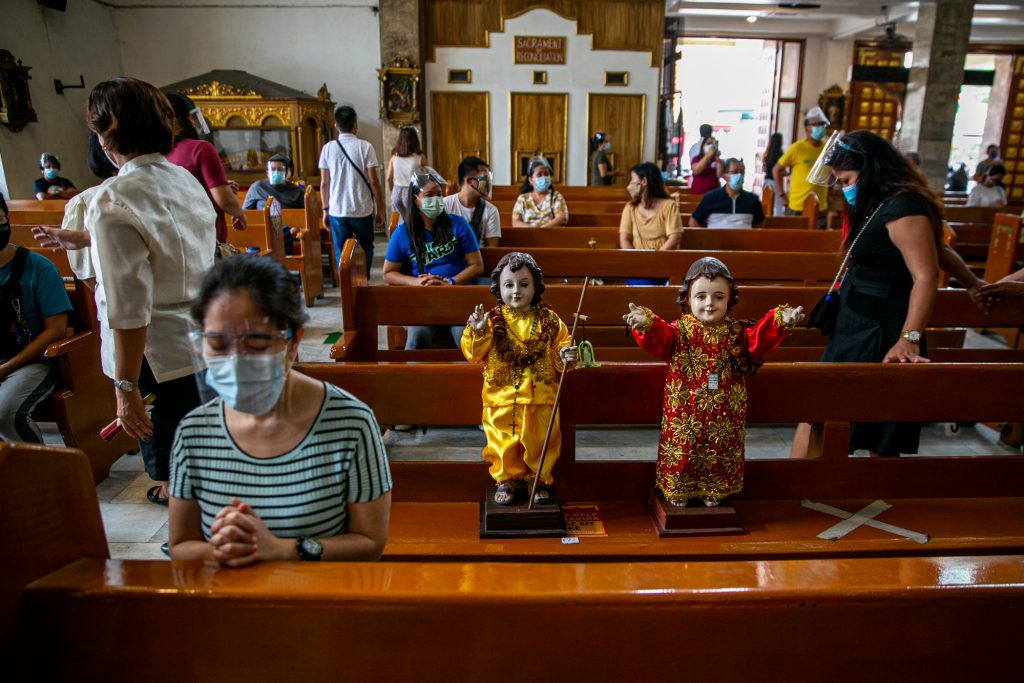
[169,382,392,540]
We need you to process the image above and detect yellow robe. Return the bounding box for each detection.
[460,305,571,485]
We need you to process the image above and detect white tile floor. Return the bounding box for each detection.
[60,240,1021,559]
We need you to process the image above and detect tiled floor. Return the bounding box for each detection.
[65,239,1021,559]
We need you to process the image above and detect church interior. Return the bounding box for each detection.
[2,0,1024,679]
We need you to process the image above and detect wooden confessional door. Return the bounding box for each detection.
[587,94,645,185]
[430,91,489,187]
[510,93,568,185]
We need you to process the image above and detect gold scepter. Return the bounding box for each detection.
[528,277,590,510]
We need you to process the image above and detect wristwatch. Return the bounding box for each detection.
[296,536,324,561]
[902,330,922,344]
[113,379,137,393]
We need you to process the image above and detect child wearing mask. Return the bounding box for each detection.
[624,257,803,506]
[33,154,78,200]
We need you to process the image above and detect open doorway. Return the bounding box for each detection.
[949,53,1012,188]
[671,37,802,192]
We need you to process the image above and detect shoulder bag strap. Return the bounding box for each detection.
[335,139,374,197]
[828,200,888,292]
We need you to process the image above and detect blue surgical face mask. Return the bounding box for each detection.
[43,168,59,180]
[419,195,445,220]
[533,175,551,192]
[604,142,612,152]
[268,170,286,185]
[842,183,858,206]
[810,125,827,142]
[204,351,287,415]
[727,173,744,191]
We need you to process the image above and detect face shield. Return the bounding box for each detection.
[187,317,296,415]
[190,107,211,136]
[410,166,447,194]
[472,169,494,198]
[806,131,845,186]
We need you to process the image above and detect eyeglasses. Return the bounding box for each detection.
[192,329,292,355]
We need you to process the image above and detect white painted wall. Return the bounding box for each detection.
[424,9,660,186]
[801,37,854,123]
[0,0,123,200]
[112,1,383,162]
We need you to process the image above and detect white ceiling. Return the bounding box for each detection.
[668,1,1024,44]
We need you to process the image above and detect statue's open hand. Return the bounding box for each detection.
[559,345,578,364]
[780,305,805,326]
[622,302,648,330]
[468,304,488,331]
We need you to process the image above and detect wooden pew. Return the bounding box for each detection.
[492,199,627,214]
[243,192,325,307]
[21,554,1024,680]
[234,197,286,265]
[7,210,66,226]
[478,246,840,285]
[498,227,842,252]
[4,199,69,212]
[330,277,1023,362]
[982,212,1024,284]
[489,185,629,201]
[0,442,107,665]
[12,364,1024,679]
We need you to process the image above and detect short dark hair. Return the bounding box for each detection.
[39,153,61,170]
[723,157,745,173]
[166,92,199,142]
[267,154,293,173]
[676,257,739,312]
[334,105,357,132]
[489,251,545,306]
[191,255,309,333]
[87,77,175,156]
[458,156,489,185]
[698,124,713,138]
[87,133,118,180]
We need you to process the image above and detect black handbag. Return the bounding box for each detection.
[808,201,887,336]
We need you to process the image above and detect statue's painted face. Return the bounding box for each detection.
[499,264,536,312]
[688,276,730,323]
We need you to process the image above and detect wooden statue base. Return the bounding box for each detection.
[648,488,745,537]
[480,486,566,539]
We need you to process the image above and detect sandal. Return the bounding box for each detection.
[494,483,516,506]
[532,485,553,506]
[147,485,169,507]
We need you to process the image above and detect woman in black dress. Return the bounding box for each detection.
[820,131,941,455]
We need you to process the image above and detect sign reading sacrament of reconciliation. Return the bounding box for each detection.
[514,36,566,65]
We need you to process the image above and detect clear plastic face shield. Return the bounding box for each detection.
[410,167,447,196]
[190,107,211,136]
[471,169,494,198]
[806,131,845,186]
[188,317,296,415]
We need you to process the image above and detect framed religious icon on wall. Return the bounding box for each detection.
[378,56,421,127]
[818,85,847,133]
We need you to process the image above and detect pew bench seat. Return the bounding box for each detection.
[21,555,1024,679]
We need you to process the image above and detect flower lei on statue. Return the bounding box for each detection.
[483,303,561,390]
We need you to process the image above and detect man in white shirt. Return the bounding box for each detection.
[319,106,385,278]
[443,156,501,247]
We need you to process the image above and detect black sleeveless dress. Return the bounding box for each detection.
[821,193,937,456]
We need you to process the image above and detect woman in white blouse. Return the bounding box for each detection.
[36,77,216,506]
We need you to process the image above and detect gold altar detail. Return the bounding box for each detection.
[378,56,421,127]
[163,70,335,183]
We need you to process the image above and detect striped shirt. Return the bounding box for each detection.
[170,383,391,540]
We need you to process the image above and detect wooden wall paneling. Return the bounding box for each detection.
[424,0,664,67]
[1000,55,1024,202]
[430,91,490,186]
[588,93,644,185]
[510,92,568,184]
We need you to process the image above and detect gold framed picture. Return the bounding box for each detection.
[378,56,421,127]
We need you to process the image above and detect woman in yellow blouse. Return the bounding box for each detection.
[619,162,682,285]
[511,158,570,227]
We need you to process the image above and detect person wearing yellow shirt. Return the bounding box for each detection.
[461,252,577,506]
[772,106,830,228]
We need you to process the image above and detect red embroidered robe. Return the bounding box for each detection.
[632,309,790,504]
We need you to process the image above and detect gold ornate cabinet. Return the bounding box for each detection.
[162,70,335,183]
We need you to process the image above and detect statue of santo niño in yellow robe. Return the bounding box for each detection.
[460,252,577,507]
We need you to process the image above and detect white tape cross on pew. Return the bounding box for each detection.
[800,499,930,544]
